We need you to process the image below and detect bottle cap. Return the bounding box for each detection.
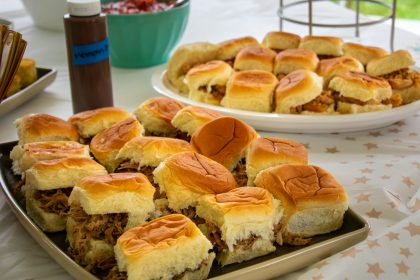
[67,0,101,16]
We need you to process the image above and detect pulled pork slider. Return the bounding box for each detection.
[191,117,258,186]
[25,158,107,232]
[217,36,260,66]
[299,35,344,59]
[153,151,237,219]
[343,42,389,66]
[274,69,335,115]
[15,113,79,144]
[261,31,301,52]
[196,187,283,266]
[171,105,223,142]
[255,164,348,246]
[110,214,214,280]
[233,47,277,72]
[246,137,308,186]
[134,97,184,137]
[274,49,319,79]
[184,60,233,105]
[67,173,155,271]
[367,50,419,104]
[69,107,131,144]
[90,117,142,172]
[221,70,278,112]
[329,71,399,114]
[167,42,219,94]
[10,140,90,176]
[317,56,364,88]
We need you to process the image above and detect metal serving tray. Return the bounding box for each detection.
[0,141,370,280]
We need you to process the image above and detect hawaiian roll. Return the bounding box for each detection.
[196,187,283,266]
[184,60,233,105]
[217,36,260,66]
[261,31,301,52]
[233,47,277,72]
[274,49,319,76]
[15,113,79,144]
[90,117,142,172]
[343,42,388,66]
[274,69,335,114]
[246,137,308,186]
[171,105,223,141]
[299,35,344,58]
[254,164,348,245]
[329,71,394,113]
[221,70,278,112]
[134,97,184,137]
[366,50,415,76]
[167,42,220,94]
[317,56,364,87]
[69,107,131,142]
[113,214,214,280]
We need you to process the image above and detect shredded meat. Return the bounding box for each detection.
[105,266,127,280]
[318,54,337,60]
[33,188,72,217]
[115,161,138,173]
[277,73,286,81]
[206,222,259,251]
[175,130,191,142]
[13,179,25,199]
[383,92,403,107]
[290,90,335,114]
[338,93,402,108]
[225,59,235,67]
[232,159,248,187]
[68,204,128,269]
[282,234,311,246]
[198,85,226,101]
[382,68,420,90]
[173,257,211,280]
[273,222,283,245]
[180,206,205,224]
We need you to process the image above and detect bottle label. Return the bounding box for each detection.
[72,38,109,65]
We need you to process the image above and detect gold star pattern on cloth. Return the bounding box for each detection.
[402,176,414,188]
[340,247,363,258]
[366,208,382,219]
[400,248,412,258]
[326,146,339,153]
[364,143,378,150]
[367,263,384,278]
[355,193,370,203]
[409,199,420,213]
[404,223,420,236]
[367,239,380,248]
[386,232,399,241]
[396,260,410,275]
[354,176,369,184]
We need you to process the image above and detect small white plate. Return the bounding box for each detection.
[151,66,420,133]
[0,67,57,116]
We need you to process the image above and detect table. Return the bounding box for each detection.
[1,1,419,279]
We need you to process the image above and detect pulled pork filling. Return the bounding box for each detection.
[33,188,73,217]
[225,59,235,67]
[290,90,335,114]
[198,85,226,101]
[68,204,128,270]
[273,222,311,246]
[317,54,337,60]
[337,94,402,107]
[277,73,286,81]
[232,158,248,187]
[382,68,420,90]
[175,130,191,142]
[206,222,259,252]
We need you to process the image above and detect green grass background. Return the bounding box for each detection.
[331,0,420,19]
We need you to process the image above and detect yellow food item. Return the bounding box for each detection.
[5,58,37,98]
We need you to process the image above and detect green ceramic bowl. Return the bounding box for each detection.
[103,1,189,68]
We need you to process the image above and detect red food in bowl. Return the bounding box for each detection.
[102,0,175,14]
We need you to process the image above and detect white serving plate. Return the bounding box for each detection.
[151,66,420,133]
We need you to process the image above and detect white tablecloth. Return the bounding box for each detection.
[0,1,419,279]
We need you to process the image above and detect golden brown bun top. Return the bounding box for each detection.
[335,71,391,89]
[235,46,277,61]
[317,56,364,76]
[218,36,261,60]
[262,31,301,49]
[256,164,347,205]
[277,69,315,92]
[229,69,278,88]
[17,113,79,143]
[162,152,237,194]
[248,137,308,163]
[76,173,154,199]
[30,157,105,172]
[343,42,388,60]
[177,105,223,120]
[117,214,199,258]
[191,117,258,168]
[186,60,230,77]
[90,117,142,155]
[276,49,318,61]
[138,97,184,125]
[301,35,343,45]
[23,140,87,156]
[214,187,272,206]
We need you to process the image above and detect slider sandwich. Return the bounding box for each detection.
[255,164,348,245]
[233,47,277,72]
[69,107,131,144]
[317,56,364,88]
[171,105,223,142]
[196,187,283,266]
[299,35,344,59]
[191,116,258,186]
[167,42,220,94]
[15,113,79,144]
[184,60,233,106]
[25,158,107,232]
[134,97,184,137]
[343,42,389,66]
[329,71,400,114]
[221,70,278,112]
[367,50,420,104]
[246,137,308,186]
[153,151,237,220]
[274,69,335,115]
[90,117,142,172]
[67,173,155,271]
[261,31,301,52]
[217,36,260,66]
[274,49,319,80]
[109,214,214,280]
